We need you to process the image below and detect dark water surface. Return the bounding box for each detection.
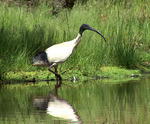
[0,75,150,124]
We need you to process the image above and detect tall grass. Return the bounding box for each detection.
[0,0,150,79]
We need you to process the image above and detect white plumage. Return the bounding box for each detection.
[45,34,81,65]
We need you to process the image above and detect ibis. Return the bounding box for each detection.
[32,24,106,81]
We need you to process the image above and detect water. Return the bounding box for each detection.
[0,75,150,124]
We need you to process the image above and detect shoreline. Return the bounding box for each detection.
[1,66,149,84]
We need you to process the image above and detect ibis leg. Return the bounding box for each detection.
[48,65,62,82]
[54,66,59,82]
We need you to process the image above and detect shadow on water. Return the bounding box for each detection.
[32,80,82,123]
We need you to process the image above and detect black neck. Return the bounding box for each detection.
[79,26,85,35]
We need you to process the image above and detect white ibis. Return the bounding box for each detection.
[32,24,106,81]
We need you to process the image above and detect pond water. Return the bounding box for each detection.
[0,75,150,124]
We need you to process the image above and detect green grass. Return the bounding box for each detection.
[0,0,150,80]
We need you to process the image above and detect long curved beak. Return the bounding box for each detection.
[89,28,106,42]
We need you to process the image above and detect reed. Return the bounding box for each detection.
[0,0,149,79]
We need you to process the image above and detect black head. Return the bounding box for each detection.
[79,24,106,42]
[32,51,49,67]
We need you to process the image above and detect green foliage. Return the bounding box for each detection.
[0,0,150,79]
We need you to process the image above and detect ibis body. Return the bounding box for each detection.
[32,24,106,81]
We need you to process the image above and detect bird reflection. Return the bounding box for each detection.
[33,81,82,123]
